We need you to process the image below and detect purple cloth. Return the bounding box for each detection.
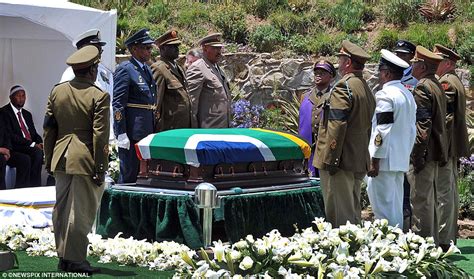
[298,94,316,175]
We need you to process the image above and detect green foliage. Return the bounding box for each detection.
[269,9,311,36]
[328,0,374,33]
[212,5,248,44]
[275,92,300,135]
[457,25,474,65]
[259,108,286,131]
[174,2,210,28]
[401,23,452,50]
[287,0,313,13]
[382,0,422,26]
[375,29,399,50]
[147,0,169,24]
[250,0,289,19]
[249,25,285,53]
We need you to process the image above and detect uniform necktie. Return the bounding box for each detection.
[143,65,152,81]
[17,111,31,141]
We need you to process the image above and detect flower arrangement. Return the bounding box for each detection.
[107,141,120,183]
[231,99,264,128]
[0,220,469,278]
[176,219,469,278]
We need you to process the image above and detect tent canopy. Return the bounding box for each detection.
[0,0,117,135]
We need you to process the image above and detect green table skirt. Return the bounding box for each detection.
[96,180,324,248]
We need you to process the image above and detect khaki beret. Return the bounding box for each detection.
[66,45,100,70]
[199,33,224,47]
[155,29,181,47]
[336,40,370,63]
[410,45,443,64]
[433,44,461,61]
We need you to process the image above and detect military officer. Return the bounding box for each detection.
[407,46,447,245]
[44,45,109,274]
[367,50,417,229]
[151,29,191,131]
[187,33,231,128]
[394,40,418,91]
[314,40,375,227]
[433,44,470,250]
[298,60,336,176]
[112,28,156,183]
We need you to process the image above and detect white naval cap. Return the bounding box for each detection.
[72,29,106,49]
[380,49,409,69]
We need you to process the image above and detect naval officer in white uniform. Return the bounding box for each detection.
[367,49,417,229]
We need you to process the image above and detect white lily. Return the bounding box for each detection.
[239,256,254,270]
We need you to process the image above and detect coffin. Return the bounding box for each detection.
[135,128,311,190]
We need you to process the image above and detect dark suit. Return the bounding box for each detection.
[0,104,43,187]
[0,116,11,190]
[112,58,156,183]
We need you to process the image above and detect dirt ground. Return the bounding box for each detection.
[361,209,474,239]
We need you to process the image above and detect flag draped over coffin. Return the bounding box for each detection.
[135,128,311,167]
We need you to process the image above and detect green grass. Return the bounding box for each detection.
[2,239,474,277]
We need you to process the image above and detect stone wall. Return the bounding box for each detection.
[219,52,472,106]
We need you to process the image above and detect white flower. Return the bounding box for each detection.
[442,241,461,258]
[239,256,254,270]
[233,240,248,250]
[229,250,241,261]
[211,240,227,262]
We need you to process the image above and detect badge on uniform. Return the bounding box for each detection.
[114,111,122,121]
[374,134,383,146]
[330,139,337,150]
[138,75,144,83]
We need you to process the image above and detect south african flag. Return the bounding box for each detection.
[135,128,311,167]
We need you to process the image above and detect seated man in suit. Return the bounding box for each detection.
[0,85,44,187]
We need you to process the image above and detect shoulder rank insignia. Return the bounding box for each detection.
[374,134,383,146]
[114,111,122,121]
[330,139,337,150]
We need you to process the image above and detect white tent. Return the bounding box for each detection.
[0,0,117,135]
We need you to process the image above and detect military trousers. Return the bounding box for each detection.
[53,171,104,262]
[367,171,404,229]
[437,157,459,245]
[407,161,439,244]
[319,169,365,227]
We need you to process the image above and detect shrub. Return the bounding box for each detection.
[328,0,374,33]
[260,108,285,131]
[146,0,169,24]
[288,34,309,54]
[457,25,474,65]
[375,29,399,50]
[250,0,289,19]
[288,0,313,13]
[249,24,285,53]
[401,23,452,50]
[212,5,248,44]
[269,9,311,36]
[174,2,211,28]
[383,0,423,26]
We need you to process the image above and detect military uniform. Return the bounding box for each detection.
[407,46,447,244]
[151,29,191,131]
[112,29,156,183]
[44,46,109,269]
[299,61,335,176]
[433,44,470,247]
[367,50,417,229]
[314,40,375,227]
[187,33,231,128]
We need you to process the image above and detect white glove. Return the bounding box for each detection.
[117,133,130,150]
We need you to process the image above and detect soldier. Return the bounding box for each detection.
[298,60,336,176]
[185,48,202,70]
[367,50,417,229]
[433,44,470,251]
[44,45,109,274]
[407,46,446,245]
[314,40,375,227]
[187,33,231,128]
[151,29,191,131]
[394,40,418,91]
[112,29,156,183]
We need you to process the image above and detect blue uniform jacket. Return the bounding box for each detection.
[112,59,157,141]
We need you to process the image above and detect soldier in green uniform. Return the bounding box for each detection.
[44,45,110,275]
[407,46,446,245]
[151,29,191,131]
[314,40,375,227]
[433,44,470,250]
